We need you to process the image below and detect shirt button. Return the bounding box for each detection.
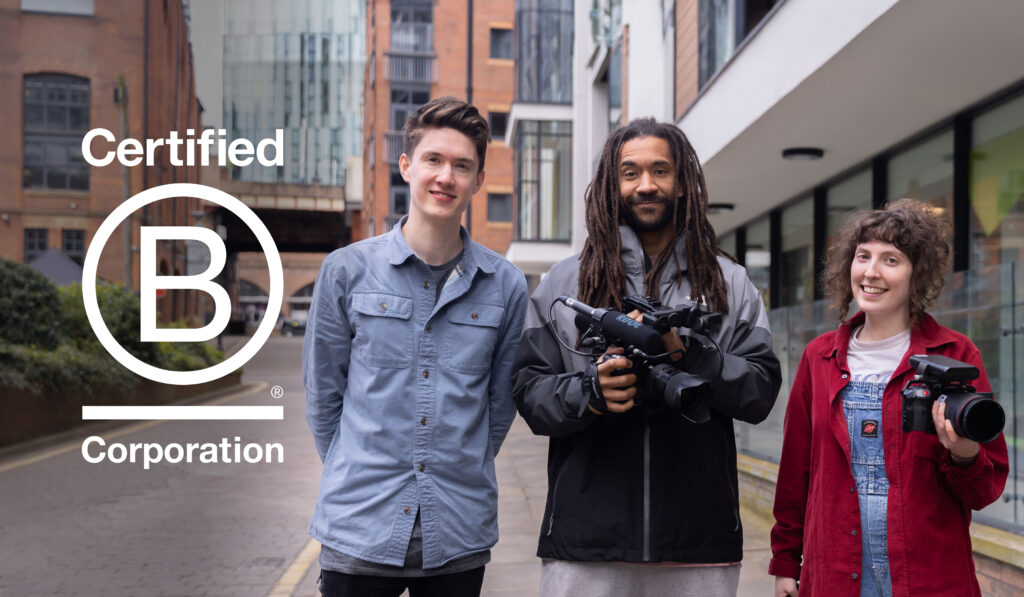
[850,486,856,493]
[379,303,387,311]
[842,373,848,379]
[423,370,430,378]
[851,529,857,536]
[418,463,425,472]
[471,312,479,320]
[421,417,428,426]
[425,324,432,333]
[403,506,411,514]
[423,281,430,289]
[851,573,858,580]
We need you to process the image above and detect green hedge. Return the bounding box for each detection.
[0,258,225,395]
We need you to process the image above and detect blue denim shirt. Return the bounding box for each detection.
[303,220,528,568]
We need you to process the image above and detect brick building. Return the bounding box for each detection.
[362,0,515,252]
[0,0,203,323]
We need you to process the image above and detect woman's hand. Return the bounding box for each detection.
[774,576,798,596]
[933,400,980,465]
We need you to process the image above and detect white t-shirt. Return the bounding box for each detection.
[846,326,911,384]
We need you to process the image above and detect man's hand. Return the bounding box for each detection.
[933,400,979,466]
[588,346,637,414]
[774,577,798,596]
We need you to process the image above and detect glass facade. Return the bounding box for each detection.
[744,216,770,309]
[698,0,778,88]
[780,196,814,307]
[971,93,1024,270]
[515,0,573,103]
[515,120,572,241]
[888,129,955,239]
[826,168,871,239]
[222,0,364,185]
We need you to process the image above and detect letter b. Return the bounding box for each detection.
[140,226,230,342]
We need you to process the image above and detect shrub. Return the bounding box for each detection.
[0,258,62,349]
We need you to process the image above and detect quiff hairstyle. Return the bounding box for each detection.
[824,198,951,325]
[578,118,731,314]
[402,96,489,172]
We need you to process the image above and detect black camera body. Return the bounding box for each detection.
[901,354,1004,443]
[557,295,722,423]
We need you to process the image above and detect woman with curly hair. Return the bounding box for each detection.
[769,199,1008,597]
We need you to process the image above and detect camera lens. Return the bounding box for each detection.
[945,392,1005,443]
[646,364,712,423]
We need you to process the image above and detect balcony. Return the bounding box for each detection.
[384,131,404,164]
[390,22,433,53]
[385,53,436,84]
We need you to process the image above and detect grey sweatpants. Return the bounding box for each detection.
[538,559,741,597]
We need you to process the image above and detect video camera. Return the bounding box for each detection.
[901,354,1005,443]
[555,295,723,423]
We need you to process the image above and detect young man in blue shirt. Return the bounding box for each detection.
[303,97,528,597]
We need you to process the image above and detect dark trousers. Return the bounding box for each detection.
[319,566,485,597]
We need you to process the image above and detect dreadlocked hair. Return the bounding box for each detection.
[578,118,731,315]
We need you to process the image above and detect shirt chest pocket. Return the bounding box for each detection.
[441,302,503,374]
[351,292,414,368]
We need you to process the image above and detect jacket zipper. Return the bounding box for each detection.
[643,414,651,562]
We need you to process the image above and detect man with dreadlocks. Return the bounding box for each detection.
[512,118,782,597]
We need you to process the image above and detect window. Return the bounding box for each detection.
[20,0,93,16]
[488,193,512,222]
[391,87,430,130]
[826,168,872,239]
[744,217,770,309]
[970,93,1024,270]
[390,168,409,214]
[23,74,90,190]
[62,229,85,266]
[24,228,48,263]
[489,112,508,142]
[516,0,573,103]
[391,2,433,53]
[888,129,954,266]
[490,28,513,59]
[698,0,778,89]
[515,120,572,241]
[780,197,814,307]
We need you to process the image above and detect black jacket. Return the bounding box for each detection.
[512,227,782,563]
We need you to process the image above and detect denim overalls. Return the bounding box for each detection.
[842,380,893,597]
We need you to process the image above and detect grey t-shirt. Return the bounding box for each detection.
[847,326,911,383]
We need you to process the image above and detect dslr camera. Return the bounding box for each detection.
[556,295,723,423]
[901,354,1005,443]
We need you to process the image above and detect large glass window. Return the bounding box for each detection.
[718,230,737,260]
[515,0,573,103]
[970,93,1024,269]
[780,196,814,307]
[23,74,90,190]
[488,193,512,222]
[515,120,572,241]
[888,129,955,248]
[744,216,771,309]
[698,0,778,88]
[826,168,872,240]
[391,2,433,53]
[490,28,513,60]
[21,0,93,16]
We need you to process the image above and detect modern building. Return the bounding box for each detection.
[510,0,1024,588]
[362,0,515,251]
[0,0,204,323]
[186,0,366,323]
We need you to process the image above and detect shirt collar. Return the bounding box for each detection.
[822,310,956,360]
[618,226,689,279]
[387,215,494,275]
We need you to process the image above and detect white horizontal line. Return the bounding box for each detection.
[82,405,283,420]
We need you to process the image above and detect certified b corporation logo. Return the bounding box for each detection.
[83,183,284,386]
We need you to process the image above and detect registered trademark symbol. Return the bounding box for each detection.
[270,386,284,399]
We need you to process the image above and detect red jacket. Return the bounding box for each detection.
[769,312,1008,596]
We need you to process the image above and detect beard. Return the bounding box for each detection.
[621,194,676,232]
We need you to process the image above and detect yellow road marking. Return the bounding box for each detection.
[267,538,320,597]
[0,382,268,474]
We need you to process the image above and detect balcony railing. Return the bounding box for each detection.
[391,22,433,53]
[384,131,404,164]
[385,53,436,83]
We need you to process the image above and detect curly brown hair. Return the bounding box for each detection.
[824,198,951,325]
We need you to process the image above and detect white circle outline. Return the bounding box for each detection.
[82,183,284,386]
